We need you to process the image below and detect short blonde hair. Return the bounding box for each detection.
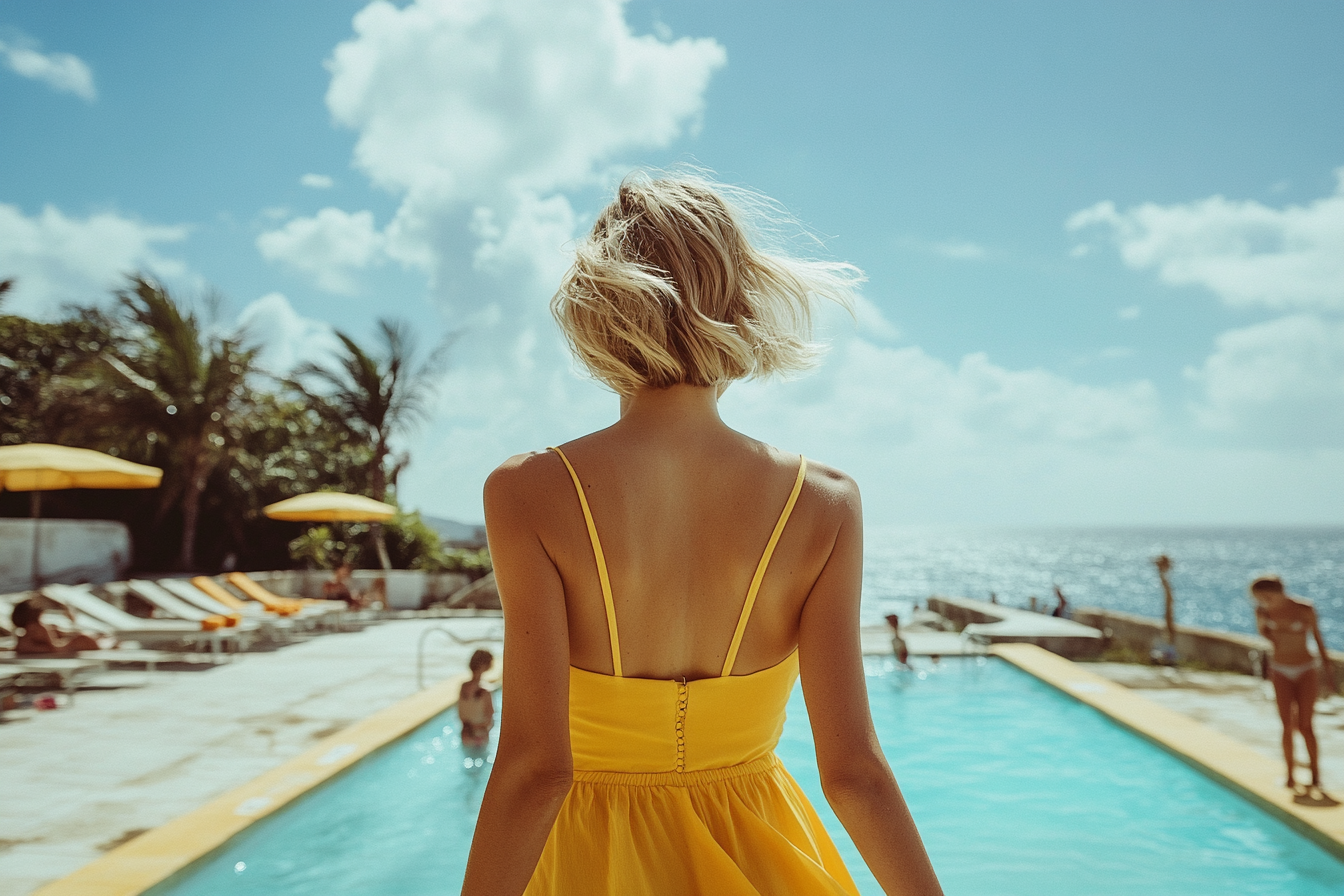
[552,172,863,395]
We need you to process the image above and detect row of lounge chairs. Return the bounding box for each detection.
[0,574,358,711]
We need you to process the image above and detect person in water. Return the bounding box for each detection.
[11,598,102,656]
[461,172,942,896]
[1251,574,1335,795]
[459,649,495,749]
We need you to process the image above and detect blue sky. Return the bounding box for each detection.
[3,0,1342,526]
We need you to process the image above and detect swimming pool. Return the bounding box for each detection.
[144,658,1344,895]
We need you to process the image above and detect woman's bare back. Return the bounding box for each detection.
[500,412,850,680]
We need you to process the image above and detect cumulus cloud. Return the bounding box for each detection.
[725,336,1159,451]
[0,202,188,318]
[237,293,345,375]
[0,35,96,101]
[1186,314,1344,447]
[259,0,725,300]
[1068,169,1344,311]
[300,173,334,189]
[256,207,385,294]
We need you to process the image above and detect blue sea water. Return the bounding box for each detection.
[147,658,1344,896]
[860,526,1344,645]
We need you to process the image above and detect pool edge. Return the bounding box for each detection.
[30,672,475,896]
[992,643,1344,859]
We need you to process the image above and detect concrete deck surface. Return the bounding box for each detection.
[1083,661,1344,791]
[0,616,503,896]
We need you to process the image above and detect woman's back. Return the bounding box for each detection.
[533,398,845,681]
[461,172,941,896]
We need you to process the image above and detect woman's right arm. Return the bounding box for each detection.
[798,474,943,896]
[461,457,575,896]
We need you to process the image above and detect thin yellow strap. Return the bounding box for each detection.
[721,456,808,677]
[548,447,622,677]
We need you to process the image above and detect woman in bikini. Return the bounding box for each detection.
[1251,574,1335,794]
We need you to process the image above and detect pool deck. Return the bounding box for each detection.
[0,616,503,896]
[9,622,1344,895]
[995,643,1344,858]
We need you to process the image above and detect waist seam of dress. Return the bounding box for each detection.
[572,752,782,787]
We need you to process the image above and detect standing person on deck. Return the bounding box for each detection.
[1251,574,1335,797]
[462,173,942,896]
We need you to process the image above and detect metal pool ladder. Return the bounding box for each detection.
[416,624,503,689]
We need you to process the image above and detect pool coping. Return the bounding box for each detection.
[30,671,474,896]
[993,642,1344,859]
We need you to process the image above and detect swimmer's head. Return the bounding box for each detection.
[469,649,494,675]
[552,170,862,396]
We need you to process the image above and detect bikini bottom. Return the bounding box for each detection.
[1271,660,1317,682]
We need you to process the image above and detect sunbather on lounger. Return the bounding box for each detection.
[11,598,106,656]
[323,563,366,608]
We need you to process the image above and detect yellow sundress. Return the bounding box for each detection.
[524,448,860,895]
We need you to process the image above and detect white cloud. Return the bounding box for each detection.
[931,240,987,261]
[236,293,344,375]
[300,173,334,189]
[0,202,188,318]
[900,237,988,261]
[723,336,1159,452]
[1186,314,1344,447]
[256,207,386,294]
[0,36,96,101]
[1117,305,1141,320]
[1068,168,1344,311]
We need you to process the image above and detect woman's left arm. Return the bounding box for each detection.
[461,458,574,896]
[1312,609,1335,695]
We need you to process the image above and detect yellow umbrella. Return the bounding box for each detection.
[263,492,397,522]
[0,443,163,588]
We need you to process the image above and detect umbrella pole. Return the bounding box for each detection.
[30,491,42,590]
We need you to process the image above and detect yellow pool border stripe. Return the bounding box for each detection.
[32,672,473,896]
[993,642,1344,858]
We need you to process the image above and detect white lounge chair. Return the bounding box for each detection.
[41,584,241,654]
[0,657,105,704]
[158,578,295,628]
[126,580,271,637]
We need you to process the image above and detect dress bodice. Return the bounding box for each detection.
[549,446,807,776]
[569,651,798,773]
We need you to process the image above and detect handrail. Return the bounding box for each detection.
[416,623,504,689]
[417,626,456,690]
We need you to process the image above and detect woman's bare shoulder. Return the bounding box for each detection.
[798,456,861,511]
[484,449,564,496]
[1289,595,1317,614]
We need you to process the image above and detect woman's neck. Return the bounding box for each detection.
[618,384,725,433]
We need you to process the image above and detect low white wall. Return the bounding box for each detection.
[0,518,131,592]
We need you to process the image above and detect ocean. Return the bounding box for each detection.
[860,527,1344,648]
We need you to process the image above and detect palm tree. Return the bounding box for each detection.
[92,275,256,570]
[293,319,448,569]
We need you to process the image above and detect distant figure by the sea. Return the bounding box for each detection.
[1251,574,1335,801]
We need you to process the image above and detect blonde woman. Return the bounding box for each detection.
[462,174,942,896]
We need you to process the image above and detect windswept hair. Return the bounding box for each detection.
[552,171,863,395]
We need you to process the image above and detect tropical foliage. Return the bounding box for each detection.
[0,274,477,574]
[291,319,451,568]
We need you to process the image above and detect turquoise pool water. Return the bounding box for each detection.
[147,658,1344,895]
